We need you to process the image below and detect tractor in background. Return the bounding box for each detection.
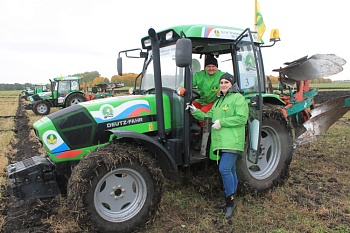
[25,76,85,115]
[25,77,122,115]
[21,83,49,100]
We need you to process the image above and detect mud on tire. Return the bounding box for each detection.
[67,143,163,233]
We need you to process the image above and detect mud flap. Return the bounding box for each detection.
[24,104,33,110]
[295,95,350,146]
[200,132,210,157]
[201,117,213,158]
[247,109,261,164]
[248,119,260,152]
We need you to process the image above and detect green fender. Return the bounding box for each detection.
[108,129,180,182]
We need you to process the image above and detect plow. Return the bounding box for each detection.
[272,53,350,146]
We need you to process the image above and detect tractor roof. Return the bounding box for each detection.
[141,24,258,55]
[53,76,81,82]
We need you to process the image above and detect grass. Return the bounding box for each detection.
[309,83,350,89]
[0,118,14,131]
[271,82,350,90]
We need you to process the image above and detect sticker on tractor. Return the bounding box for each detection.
[90,100,151,123]
[43,130,69,153]
[201,27,243,40]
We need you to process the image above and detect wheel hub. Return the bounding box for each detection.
[110,185,125,200]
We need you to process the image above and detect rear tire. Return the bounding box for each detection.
[237,107,294,194]
[67,143,163,233]
[33,101,50,115]
[65,93,85,107]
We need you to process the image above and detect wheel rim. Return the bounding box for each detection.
[36,103,48,114]
[70,98,82,104]
[246,125,281,180]
[94,168,147,222]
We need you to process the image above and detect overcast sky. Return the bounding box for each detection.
[0,0,348,84]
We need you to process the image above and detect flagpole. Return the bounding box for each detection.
[255,0,266,43]
[254,0,257,32]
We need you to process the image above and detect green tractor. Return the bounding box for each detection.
[8,24,350,233]
[21,83,49,100]
[25,76,86,115]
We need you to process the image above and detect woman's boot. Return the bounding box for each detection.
[225,193,237,218]
[214,201,226,209]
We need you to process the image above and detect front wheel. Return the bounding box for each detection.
[67,144,163,233]
[237,109,294,194]
[32,100,50,115]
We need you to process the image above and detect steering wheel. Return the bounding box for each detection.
[142,87,200,104]
[142,88,156,95]
[143,87,179,94]
[192,89,200,102]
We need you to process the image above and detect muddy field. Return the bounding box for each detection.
[1,90,349,233]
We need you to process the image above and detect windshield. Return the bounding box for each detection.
[141,45,184,91]
[235,39,264,94]
[141,44,235,91]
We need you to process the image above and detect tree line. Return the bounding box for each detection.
[0,72,335,91]
[0,71,140,91]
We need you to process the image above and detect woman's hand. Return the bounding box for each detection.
[212,120,222,130]
[185,103,197,113]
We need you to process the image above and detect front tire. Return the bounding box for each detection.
[67,144,163,233]
[237,108,294,194]
[32,100,50,115]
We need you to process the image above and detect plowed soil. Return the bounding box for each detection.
[1,90,349,233]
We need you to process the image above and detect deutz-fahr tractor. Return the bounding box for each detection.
[21,83,49,100]
[7,24,350,233]
[25,76,87,115]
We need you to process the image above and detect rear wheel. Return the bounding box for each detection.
[67,144,163,233]
[237,108,294,194]
[33,101,50,115]
[65,93,85,107]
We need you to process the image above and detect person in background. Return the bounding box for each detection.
[192,55,225,113]
[186,73,249,218]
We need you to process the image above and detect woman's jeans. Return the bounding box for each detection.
[219,152,238,197]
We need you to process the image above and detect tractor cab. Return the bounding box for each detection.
[50,76,81,104]
[117,25,280,165]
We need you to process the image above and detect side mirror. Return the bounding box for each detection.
[117,57,122,76]
[175,38,192,67]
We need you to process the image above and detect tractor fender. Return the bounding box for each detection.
[108,129,180,182]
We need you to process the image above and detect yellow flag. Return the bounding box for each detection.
[255,0,266,43]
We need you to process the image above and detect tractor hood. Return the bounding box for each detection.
[33,94,171,162]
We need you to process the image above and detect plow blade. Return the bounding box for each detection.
[295,95,350,146]
[274,54,346,81]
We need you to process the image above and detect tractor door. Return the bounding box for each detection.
[234,28,265,164]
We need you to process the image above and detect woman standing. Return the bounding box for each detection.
[187,73,249,218]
